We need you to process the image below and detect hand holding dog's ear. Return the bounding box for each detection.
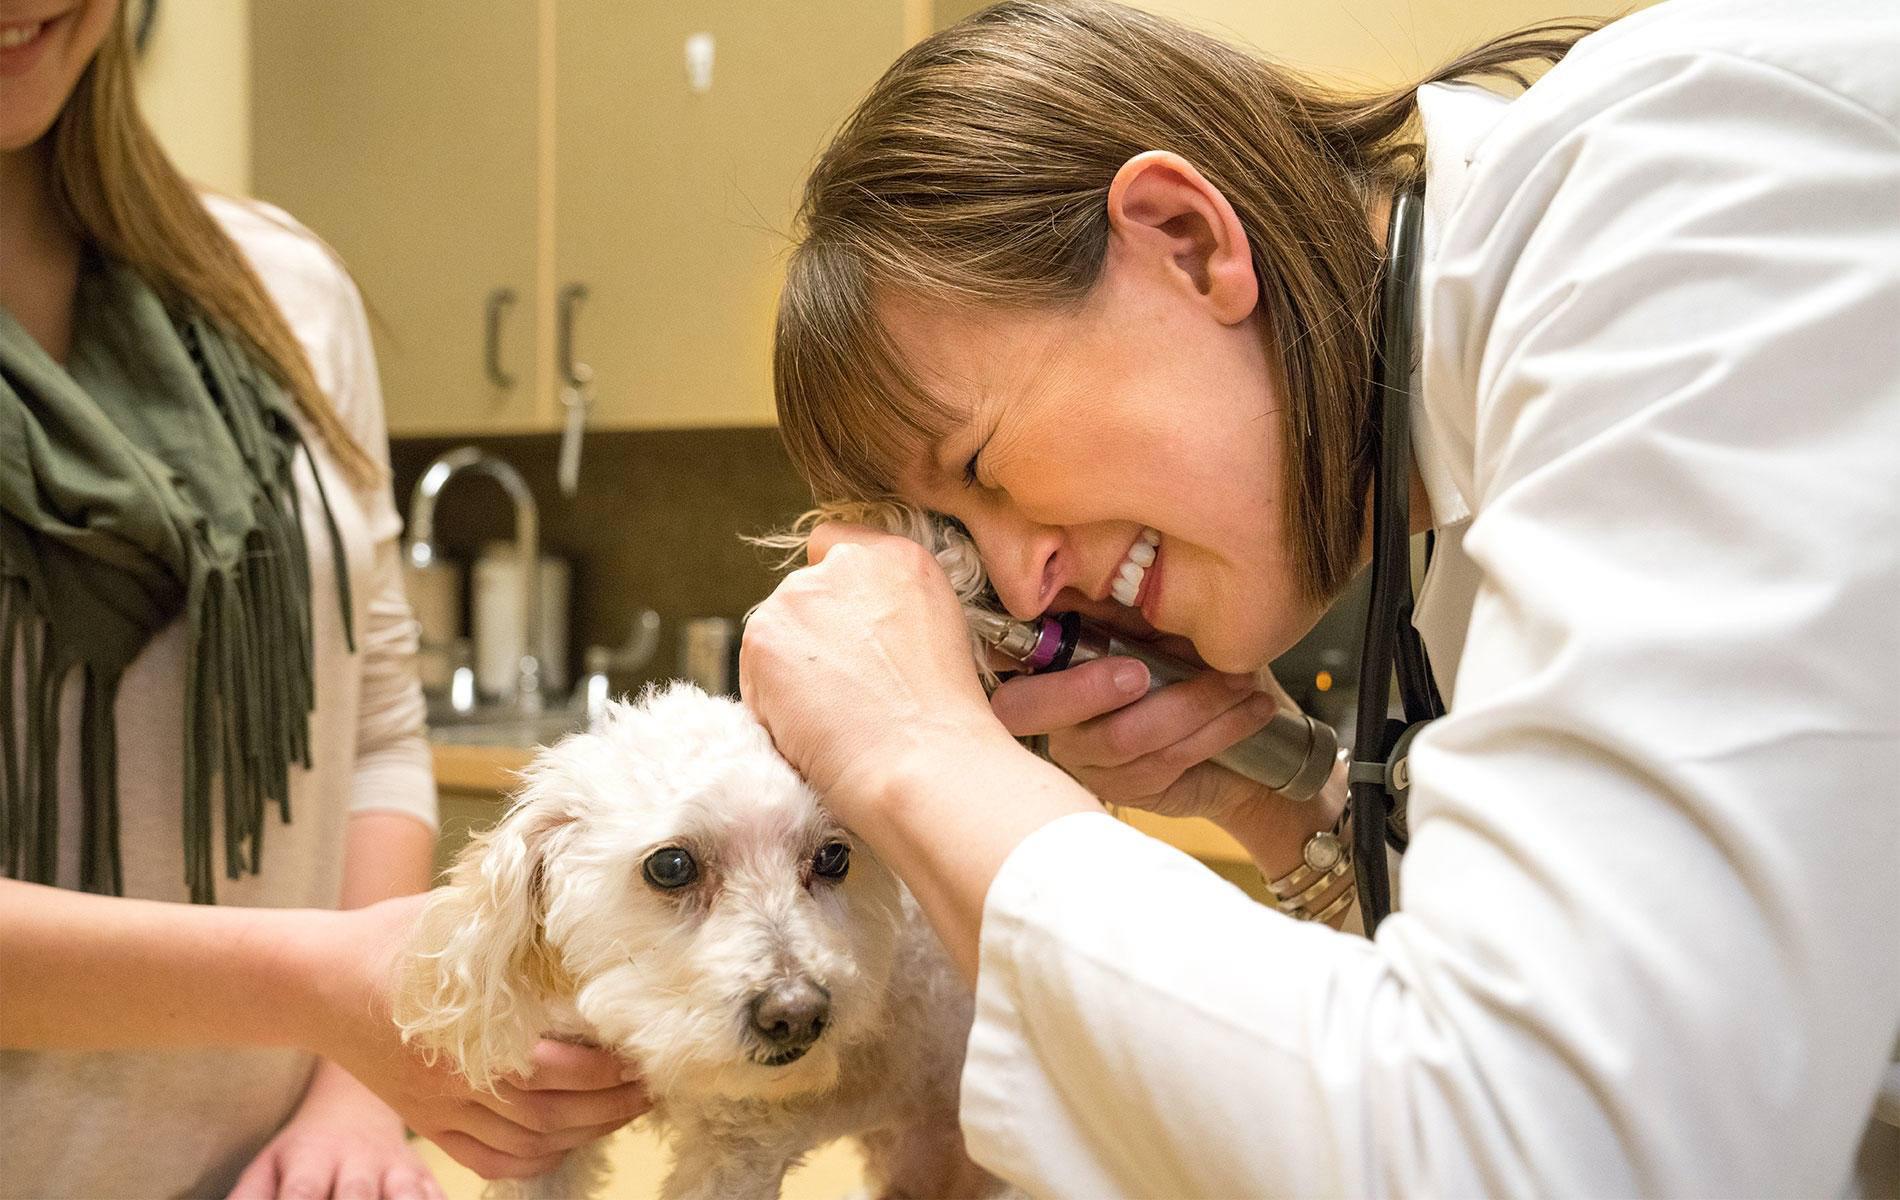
[299,894,652,1182]
[741,523,1010,819]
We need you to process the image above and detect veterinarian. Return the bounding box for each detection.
[0,4,647,1194]
[740,0,1900,1194]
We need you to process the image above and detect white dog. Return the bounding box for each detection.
[394,682,1007,1200]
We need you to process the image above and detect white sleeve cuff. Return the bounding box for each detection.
[349,747,439,832]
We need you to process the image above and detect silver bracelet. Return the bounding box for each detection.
[1264,819,1354,923]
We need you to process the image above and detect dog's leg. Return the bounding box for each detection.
[660,1125,792,1200]
[857,1115,1011,1200]
[478,1138,612,1200]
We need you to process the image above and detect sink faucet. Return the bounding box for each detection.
[577,608,661,729]
[406,446,543,715]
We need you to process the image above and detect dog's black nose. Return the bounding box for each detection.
[749,979,830,1050]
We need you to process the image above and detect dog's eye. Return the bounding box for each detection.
[812,840,850,880]
[642,847,698,890]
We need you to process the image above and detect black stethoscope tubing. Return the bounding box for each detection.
[1349,185,1443,934]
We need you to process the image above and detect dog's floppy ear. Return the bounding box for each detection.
[393,785,576,1091]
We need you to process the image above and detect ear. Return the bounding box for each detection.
[392,789,576,1091]
[1105,150,1259,325]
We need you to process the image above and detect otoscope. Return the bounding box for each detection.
[968,609,1339,802]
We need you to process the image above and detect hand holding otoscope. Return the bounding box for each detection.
[968,608,1338,802]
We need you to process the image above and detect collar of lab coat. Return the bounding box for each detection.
[1403,81,1515,701]
[1411,80,1515,532]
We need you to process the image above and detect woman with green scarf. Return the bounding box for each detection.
[0,4,649,1196]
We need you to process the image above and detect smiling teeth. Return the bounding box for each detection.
[0,22,43,50]
[1111,527,1161,607]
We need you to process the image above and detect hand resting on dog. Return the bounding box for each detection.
[313,891,653,1182]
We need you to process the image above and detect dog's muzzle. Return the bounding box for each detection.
[748,978,830,1066]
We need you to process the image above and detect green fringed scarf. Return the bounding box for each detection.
[0,256,352,903]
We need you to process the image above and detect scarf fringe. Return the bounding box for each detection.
[0,575,48,885]
[0,576,20,878]
[79,663,123,895]
[0,304,351,904]
[178,458,340,903]
[0,580,26,881]
[175,314,351,903]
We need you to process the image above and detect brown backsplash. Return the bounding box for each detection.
[388,427,813,694]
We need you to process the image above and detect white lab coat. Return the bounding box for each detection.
[957,0,1900,1195]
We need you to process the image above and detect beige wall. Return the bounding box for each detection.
[1133,0,1641,83]
[135,0,252,194]
[938,0,1648,82]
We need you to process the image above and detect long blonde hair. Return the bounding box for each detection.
[775,0,1602,602]
[49,9,378,486]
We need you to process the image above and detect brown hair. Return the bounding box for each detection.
[775,0,1602,602]
[49,10,379,486]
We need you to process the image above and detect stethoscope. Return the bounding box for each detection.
[1348,183,1443,933]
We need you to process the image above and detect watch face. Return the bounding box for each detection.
[1304,831,1344,874]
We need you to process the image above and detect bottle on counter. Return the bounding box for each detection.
[472,542,571,702]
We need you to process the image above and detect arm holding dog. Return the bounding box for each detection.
[0,877,349,1052]
[0,881,647,1182]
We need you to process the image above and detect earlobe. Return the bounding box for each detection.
[1106,151,1259,325]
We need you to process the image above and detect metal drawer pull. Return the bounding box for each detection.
[484,286,517,390]
[556,282,594,497]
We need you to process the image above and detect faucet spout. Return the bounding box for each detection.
[406,446,543,714]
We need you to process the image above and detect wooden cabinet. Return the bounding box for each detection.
[554,1,909,428]
[252,2,912,436]
[251,1,544,435]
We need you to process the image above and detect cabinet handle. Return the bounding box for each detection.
[484,287,517,389]
[556,283,594,498]
[557,282,592,387]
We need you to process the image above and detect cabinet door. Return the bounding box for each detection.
[554,1,908,429]
[252,0,546,435]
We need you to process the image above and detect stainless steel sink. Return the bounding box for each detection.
[425,704,588,748]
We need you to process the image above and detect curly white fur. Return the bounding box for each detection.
[394,683,1010,1200]
[751,499,1002,682]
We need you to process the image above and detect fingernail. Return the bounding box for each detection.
[1112,662,1149,695]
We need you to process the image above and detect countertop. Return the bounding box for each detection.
[432,742,537,794]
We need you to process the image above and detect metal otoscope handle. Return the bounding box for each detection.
[977,611,1338,802]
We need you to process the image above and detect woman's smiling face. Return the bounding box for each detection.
[883,234,1330,673]
[0,1,117,151]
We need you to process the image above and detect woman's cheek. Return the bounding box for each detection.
[1182,565,1297,674]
